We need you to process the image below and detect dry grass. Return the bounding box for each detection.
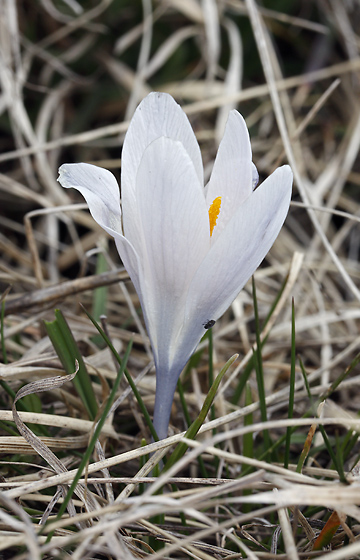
[1,0,360,558]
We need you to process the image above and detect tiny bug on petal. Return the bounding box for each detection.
[203,320,215,329]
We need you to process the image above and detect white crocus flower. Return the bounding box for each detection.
[58,92,293,440]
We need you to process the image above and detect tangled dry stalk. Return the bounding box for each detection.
[1,0,360,558]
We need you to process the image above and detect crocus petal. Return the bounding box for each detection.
[205,110,254,239]
[121,92,204,253]
[186,165,293,326]
[58,163,122,238]
[152,363,183,440]
[135,136,210,371]
[154,318,205,436]
[252,163,259,189]
[58,163,142,301]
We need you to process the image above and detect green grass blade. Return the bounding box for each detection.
[298,357,347,482]
[44,338,133,542]
[1,298,7,365]
[177,378,209,477]
[231,273,289,406]
[0,420,21,436]
[231,356,254,406]
[123,367,158,441]
[44,309,98,420]
[177,378,191,428]
[298,356,312,400]
[317,424,347,484]
[252,277,272,455]
[207,328,216,425]
[81,305,158,441]
[317,353,360,467]
[0,330,49,432]
[320,352,360,402]
[91,250,109,347]
[262,271,289,330]
[242,382,254,511]
[284,298,296,469]
[92,250,108,320]
[164,354,238,472]
[243,382,254,462]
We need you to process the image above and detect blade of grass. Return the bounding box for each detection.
[44,338,133,543]
[231,356,255,406]
[344,431,360,464]
[164,354,238,472]
[231,273,289,406]
[44,309,98,420]
[139,438,148,495]
[312,511,342,551]
[92,250,108,320]
[207,328,216,425]
[334,430,347,484]
[298,358,347,483]
[177,378,209,478]
[284,298,296,469]
[81,305,158,441]
[318,353,360,466]
[205,328,219,473]
[91,250,109,347]
[0,384,49,436]
[1,297,8,364]
[1,295,48,434]
[241,382,255,509]
[296,421,317,474]
[261,270,289,331]
[177,378,191,427]
[243,382,254,462]
[252,277,273,456]
[0,420,24,436]
[320,352,360,402]
[245,348,357,475]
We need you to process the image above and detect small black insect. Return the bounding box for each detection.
[203,319,215,329]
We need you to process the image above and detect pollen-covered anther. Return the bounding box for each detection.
[208,196,222,236]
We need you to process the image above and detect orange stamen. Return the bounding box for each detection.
[208,196,222,236]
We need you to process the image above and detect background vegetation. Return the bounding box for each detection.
[1,0,360,558]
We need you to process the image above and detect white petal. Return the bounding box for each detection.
[186,165,293,327]
[252,162,259,189]
[135,136,209,370]
[114,236,143,302]
[153,363,185,440]
[205,110,254,239]
[121,92,204,251]
[58,163,142,300]
[58,163,122,238]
